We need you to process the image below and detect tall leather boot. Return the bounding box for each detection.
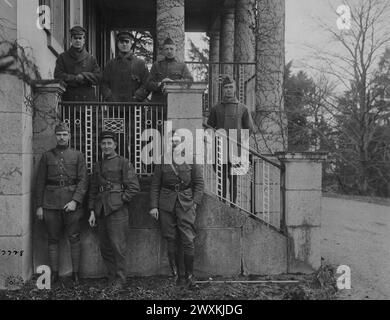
[51,271,59,285]
[168,251,178,279]
[70,240,81,285]
[48,244,59,285]
[184,254,198,289]
[71,272,80,285]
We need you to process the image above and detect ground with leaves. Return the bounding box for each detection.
[0,265,338,300]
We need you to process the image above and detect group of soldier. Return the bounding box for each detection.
[35,25,255,291]
[54,26,193,103]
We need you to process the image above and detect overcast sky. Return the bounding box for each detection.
[285,0,343,69]
[187,0,346,70]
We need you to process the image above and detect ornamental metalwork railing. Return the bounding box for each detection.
[185,61,256,115]
[202,124,285,231]
[58,101,166,175]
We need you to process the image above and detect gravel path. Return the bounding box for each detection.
[321,197,390,300]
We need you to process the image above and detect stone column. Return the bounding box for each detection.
[219,2,235,76]
[156,0,185,61]
[234,0,256,108]
[209,28,220,107]
[70,0,83,27]
[254,0,287,154]
[0,75,34,289]
[165,82,207,156]
[276,152,327,273]
[0,2,34,289]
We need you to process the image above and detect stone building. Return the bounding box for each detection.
[0,0,326,289]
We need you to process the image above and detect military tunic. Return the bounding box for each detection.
[101,53,150,102]
[147,57,194,103]
[150,160,204,255]
[36,147,88,210]
[207,96,254,204]
[35,146,88,273]
[54,46,101,101]
[88,154,140,283]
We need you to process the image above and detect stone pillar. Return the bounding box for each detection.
[234,0,256,108]
[209,28,220,107]
[70,0,83,27]
[0,76,34,289]
[156,0,185,61]
[0,2,34,289]
[276,152,327,273]
[255,0,287,154]
[165,82,207,155]
[32,81,66,159]
[219,3,235,76]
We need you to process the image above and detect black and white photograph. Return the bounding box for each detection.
[0,0,389,306]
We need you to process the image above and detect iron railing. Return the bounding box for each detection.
[185,61,256,114]
[58,100,284,230]
[59,101,166,176]
[202,124,284,231]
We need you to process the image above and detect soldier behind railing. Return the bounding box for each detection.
[147,37,194,104]
[101,31,150,102]
[54,26,101,101]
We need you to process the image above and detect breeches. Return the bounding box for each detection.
[43,209,83,245]
[159,201,196,255]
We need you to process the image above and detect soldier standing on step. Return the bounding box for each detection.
[35,122,88,286]
[207,75,255,206]
[54,26,101,101]
[149,130,204,289]
[88,131,140,290]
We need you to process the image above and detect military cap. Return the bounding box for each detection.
[117,31,132,41]
[100,131,117,142]
[163,37,175,46]
[55,122,70,133]
[221,75,235,86]
[70,26,86,36]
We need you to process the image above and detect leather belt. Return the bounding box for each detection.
[99,183,123,193]
[46,179,77,187]
[163,184,191,192]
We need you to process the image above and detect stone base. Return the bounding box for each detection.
[32,192,289,278]
[287,226,321,274]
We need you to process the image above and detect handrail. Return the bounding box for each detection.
[59,101,166,106]
[185,61,256,65]
[202,123,282,169]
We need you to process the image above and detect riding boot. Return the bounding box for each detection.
[184,254,198,289]
[71,272,80,285]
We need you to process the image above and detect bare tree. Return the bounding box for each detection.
[297,0,390,195]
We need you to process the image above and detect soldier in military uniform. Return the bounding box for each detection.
[149,130,204,288]
[35,123,88,285]
[101,31,150,102]
[147,37,194,103]
[207,75,255,205]
[54,26,101,101]
[88,131,140,290]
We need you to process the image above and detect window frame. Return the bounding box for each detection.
[39,0,70,56]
